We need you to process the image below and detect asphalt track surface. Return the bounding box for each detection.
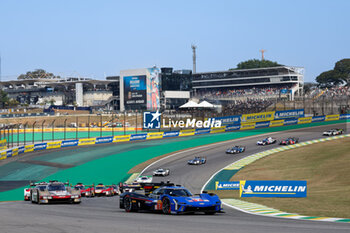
[1,123,350,233]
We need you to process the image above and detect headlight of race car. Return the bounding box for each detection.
[43,196,52,199]
[72,195,79,198]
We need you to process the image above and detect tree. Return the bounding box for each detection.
[0,90,9,108]
[230,59,282,70]
[17,69,61,80]
[334,59,350,85]
[316,59,350,87]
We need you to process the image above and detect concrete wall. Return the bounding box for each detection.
[83,91,113,106]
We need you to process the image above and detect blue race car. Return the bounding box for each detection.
[119,183,222,215]
[226,146,245,154]
[187,157,206,165]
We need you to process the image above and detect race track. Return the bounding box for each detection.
[0,123,349,233]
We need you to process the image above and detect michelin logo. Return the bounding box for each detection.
[143,111,161,129]
[216,181,239,190]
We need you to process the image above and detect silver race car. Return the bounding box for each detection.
[153,168,170,176]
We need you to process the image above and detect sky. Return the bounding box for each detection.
[0,0,349,82]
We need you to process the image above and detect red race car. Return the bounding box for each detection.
[94,184,115,197]
[74,183,95,197]
[279,137,299,145]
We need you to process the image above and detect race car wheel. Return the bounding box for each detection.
[123,196,136,212]
[31,191,35,203]
[162,197,171,214]
[36,190,41,205]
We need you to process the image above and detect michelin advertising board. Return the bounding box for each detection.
[240,180,307,197]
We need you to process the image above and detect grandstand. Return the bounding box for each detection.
[192,66,304,101]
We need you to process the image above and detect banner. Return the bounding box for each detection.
[275,109,304,119]
[210,127,226,134]
[240,123,256,130]
[210,115,241,125]
[325,114,340,121]
[163,131,180,138]
[34,143,47,151]
[95,136,113,144]
[18,146,25,154]
[241,111,275,123]
[298,117,312,124]
[78,138,96,146]
[146,132,164,140]
[0,139,7,151]
[215,181,240,190]
[61,140,79,147]
[6,149,13,158]
[0,151,6,160]
[340,114,350,119]
[269,120,284,127]
[283,118,298,125]
[24,145,34,152]
[46,141,62,149]
[240,180,307,197]
[225,124,240,131]
[195,128,211,135]
[12,148,18,156]
[179,129,195,136]
[130,134,147,141]
[255,121,270,128]
[312,116,326,122]
[113,135,131,142]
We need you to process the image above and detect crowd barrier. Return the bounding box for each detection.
[0,113,348,161]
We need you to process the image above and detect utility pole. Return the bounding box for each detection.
[260,49,266,61]
[191,44,197,74]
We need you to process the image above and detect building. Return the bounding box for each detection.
[0,77,119,110]
[192,66,304,101]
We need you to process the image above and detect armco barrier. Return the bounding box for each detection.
[0,113,348,161]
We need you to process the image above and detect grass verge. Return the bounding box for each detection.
[212,137,350,218]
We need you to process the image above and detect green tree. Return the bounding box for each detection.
[0,90,9,108]
[334,59,350,85]
[17,69,61,80]
[316,59,350,87]
[230,59,282,70]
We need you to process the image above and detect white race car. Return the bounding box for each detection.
[153,168,170,176]
[257,137,277,146]
[136,176,153,183]
[323,128,344,136]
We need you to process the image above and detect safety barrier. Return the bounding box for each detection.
[0,113,348,161]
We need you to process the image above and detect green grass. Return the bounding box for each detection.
[214,137,350,218]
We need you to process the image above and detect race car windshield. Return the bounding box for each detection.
[75,186,84,189]
[96,186,105,189]
[37,185,47,191]
[48,184,66,191]
[164,189,192,197]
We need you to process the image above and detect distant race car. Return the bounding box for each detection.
[153,168,170,176]
[188,157,206,165]
[257,137,277,146]
[226,146,245,154]
[74,183,95,197]
[30,181,81,204]
[323,128,344,136]
[279,137,299,145]
[119,182,142,194]
[136,176,153,183]
[24,182,47,201]
[120,182,222,215]
[94,184,115,196]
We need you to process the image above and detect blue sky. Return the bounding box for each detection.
[0,0,349,82]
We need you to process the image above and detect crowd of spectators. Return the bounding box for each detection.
[305,86,350,99]
[221,98,274,115]
[195,85,292,99]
